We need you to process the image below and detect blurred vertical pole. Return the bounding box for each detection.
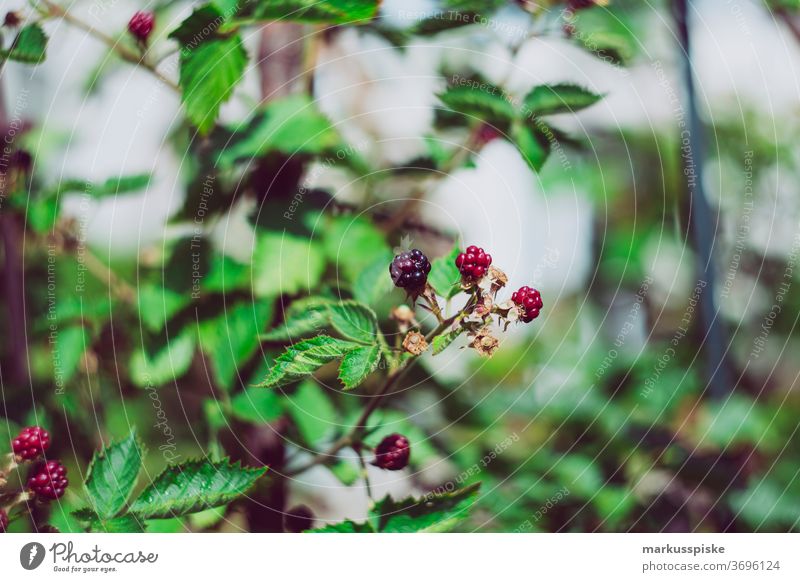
[673,0,731,397]
[0,77,29,387]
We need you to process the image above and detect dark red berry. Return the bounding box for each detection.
[128,11,155,42]
[0,509,7,532]
[28,460,68,500]
[511,286,543,323]
[373,433,410,471]
[455,245,492,279]
[390,249,431,291]
[12,426,50,460]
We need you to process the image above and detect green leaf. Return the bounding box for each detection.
[137,284,191,333]
[198,301,274,390]
[523,84,602,116]
[72,509,145,533]
[284,379,338,445]
[338,344,380,390]
[52,325,91,385]
[308,519,375,532]
[2,23,47,64]
[428,246,462,299]
[513,121,551,172]
[321,215,389,284]
[129,459,266,519]
[438,85,516,124]
[369,483,480,532]
[218,95,340,165]
[84,431,143,519]
[353,251,394,306]
[169,5,225,45]
[252,232,326,298]
[328,301,378,343]
[129,328,197,388]
[261,298,331,342]
[176,35,247,134]
[251,0,379,24]
[230,388,283,424]
[258,335,359,388]
[328,459,360,486]
[432,327,464,355]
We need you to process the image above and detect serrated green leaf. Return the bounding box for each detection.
[129,459,266,519]
[250,0,379,24]
[2,23,47,64]
[84,431,143,519]
[513,121,551,172]
[230,388,283,424]
[328,301,378,343]
[72,509,145,533]
[252,232,326,298]
[258,335,359,388]
[261,300,330,342]
[176,34,247,134]
[370,483,480,532]
[523,83,603,116]
[438,85,516,124]
[432,327,464,355]
[428,246,462,299]
[338,344,380,390]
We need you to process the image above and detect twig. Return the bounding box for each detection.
[41,0,179,92]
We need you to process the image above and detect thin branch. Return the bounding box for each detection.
[42,0,179,92]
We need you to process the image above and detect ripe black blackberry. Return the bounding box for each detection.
[455,245,492,279]
[28,460,68,500]
[12,426,50,461]
[511,286,543,323]
[284,505,314,533]
[373,433,410,471]
[390,249,431,291]
[128,11,155,43]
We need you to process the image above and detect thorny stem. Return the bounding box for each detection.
[40,0,180,92]
[287,297,476,477]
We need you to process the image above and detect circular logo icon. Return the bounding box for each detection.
[20,542,46,570]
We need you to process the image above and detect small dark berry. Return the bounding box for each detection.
[3,11,21,27]
[12,426,50,460]
[511,286,543,323]
[373,433,410,471]
[128,11,155,43]
[0,509,7,532]
[455,245,492,279]
[284,505,315,532]
[28,460,68,500]
[390,249,431,291]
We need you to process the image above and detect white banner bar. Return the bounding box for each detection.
[1,533,797,581]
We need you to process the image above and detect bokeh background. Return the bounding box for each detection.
[2,0,800,532]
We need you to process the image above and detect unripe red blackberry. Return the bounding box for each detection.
[373,433,410,471]
[28,460,68,500]
[455,245,492,279]
[128,11,155,43]
[511,286,543,323]
[12,426,50,460]
[0,509,7,532]
[390,249,431,291]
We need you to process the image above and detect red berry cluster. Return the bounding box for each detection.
[455,245,492,279]
[511,286,543,322]
[12,426,50,460]
[373,433,410,471]
[128,11,155,42]
[27,460,69,500]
